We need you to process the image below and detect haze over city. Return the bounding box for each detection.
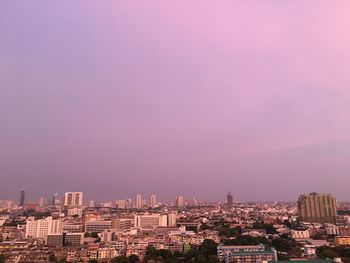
[1,2,350,202]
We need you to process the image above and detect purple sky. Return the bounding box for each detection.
[1,1,350,202]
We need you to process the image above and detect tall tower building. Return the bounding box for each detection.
[175,195,184,207]
[39,197,44,208]
[64,192,83,207]
[298,193,338,224]
[52,193,58,206]
[135,194,142,209]
[150,194,157,208]
[167,213,177,227]
[227,192,233,209]
[20,190,25,207]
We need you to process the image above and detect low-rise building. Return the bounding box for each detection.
[335,236,350,246]
[217,244,277,263]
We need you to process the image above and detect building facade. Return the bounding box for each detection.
[217,244,277,263]
[64,192,83,207]
[298,193,338,224]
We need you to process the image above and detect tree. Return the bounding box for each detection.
[88,260,98,263]
[199,239,218,258]
[196,255,207,263]
[90,232,99,238]
[129,254,139,263]
[208,255,220,263]
[112,256,131,263]
[146,245,157,257]
[185,249,200,261]
[277,253,290,261]
[49,254,56,262]
[0,254,5,263]
[158,249,174,260]
[252,222,277,234]
[320,249,340,259]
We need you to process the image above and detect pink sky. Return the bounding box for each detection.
[0,1,350,202]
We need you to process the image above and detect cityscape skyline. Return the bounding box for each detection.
[1,2,350,202]
[3,189,350,205]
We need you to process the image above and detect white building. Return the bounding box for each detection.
[98,247,119,260]
[85,220,112,233]
[150,194,157,208]
[135,194,142,209]
[100,229,116,243]
[64,192,83,207]
[25,217,62,238]
[134,214,168,228]
[167,213,177,227]
[303,245,316,257]
[39,197,44,208]
[175,196,184,207]
[67,208,83,218]
[291,230,310,240]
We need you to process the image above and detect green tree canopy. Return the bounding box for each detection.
[112,256,131,263]
[128,254,139,263]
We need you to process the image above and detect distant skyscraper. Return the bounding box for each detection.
[227,192,233,209]
[193,197,198,206]
[175,195,184,207]
[150,194,157,208]
[52,193,58,206]
[298,192,338,224]
[64,192,83,207]
[39,197,44,208]
[89,200,95,208]
[135,194,142,209]
[20,190,25,207]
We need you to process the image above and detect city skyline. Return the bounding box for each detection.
[1,2,350,202]
[4,190,350,204]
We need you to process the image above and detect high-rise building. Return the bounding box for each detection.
[20,190,25,207]
[227,192,233,209]
[175,195,184,207]
[52,193,58,206]
[39,197,44,208]
[89,200,95,207]
[150,194,157,208]
[64,192,83,207]
[298,192,338,224]
[135,194,142,209]
[167,213,177,227]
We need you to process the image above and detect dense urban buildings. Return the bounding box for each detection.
[0,190,349,263]
[298,193,338,224]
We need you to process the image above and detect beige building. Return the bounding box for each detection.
[64,192,83,207]
[298,193,337,224]
[150,194,157,208]
[335,236,350,246]
[134,214,168,228]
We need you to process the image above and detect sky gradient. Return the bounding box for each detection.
[1,1,350,202]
